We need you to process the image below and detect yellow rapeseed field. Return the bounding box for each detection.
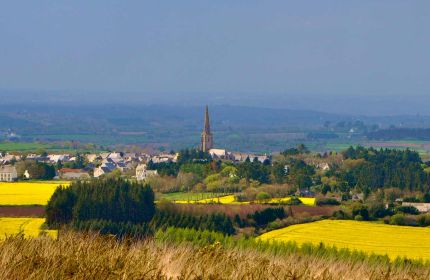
[0,218,57,239]
[175,195,249,204]
[174,195,315,205]
[259,220,430,261]
[0,181,69,205]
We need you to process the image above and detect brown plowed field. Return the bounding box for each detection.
[0,206,45,217]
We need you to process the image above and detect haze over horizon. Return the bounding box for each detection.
[1,1,429,115]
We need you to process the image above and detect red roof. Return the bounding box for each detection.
[59,168,84,173]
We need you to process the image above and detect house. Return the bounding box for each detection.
[136,164,158,181]
[231,152,270,163]
[86,154,100,163]
[351,193,364,202]
[58,168,91,180]
[0,154,20,164]
[295,189,315,197]
[100,159,117,171]
[0,165,18,182]
[93,166,111,178]
[316,162,330,171]
[151,154,176,163]
[100,153,111,160]
[209,148,228,159]
[48,154,70,164]
[108,152,124,163]
[402,202,430,213]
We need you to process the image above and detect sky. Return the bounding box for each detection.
[0,1,429,114]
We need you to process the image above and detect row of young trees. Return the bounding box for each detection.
[150,211,235,235]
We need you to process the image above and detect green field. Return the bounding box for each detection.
[0,142,55,151]
[259,220,430,261]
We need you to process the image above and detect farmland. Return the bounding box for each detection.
[0,218,57,239]
[160,192,225,202]
[259,220,430,261]
[0,182,68,206]
[162,192,315,205]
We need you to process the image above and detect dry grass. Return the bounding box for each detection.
[0,232,429,280]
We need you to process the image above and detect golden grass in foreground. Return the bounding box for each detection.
[0,218,57,239]
[259,220,430,261]
[0,232,429,280]
[0,181,69,205]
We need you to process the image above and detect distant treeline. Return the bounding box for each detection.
[340,147,428,192]
[367,128,430,140]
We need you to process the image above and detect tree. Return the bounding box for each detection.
[256,192,271,202]
[15,160,55,179]
[46,178,155,227]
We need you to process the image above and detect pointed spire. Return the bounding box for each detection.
[204,105,210,133]
[201,105,213,152]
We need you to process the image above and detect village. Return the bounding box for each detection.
[0,107,270,182]
[0,147,270,182]
[1,106,429,215]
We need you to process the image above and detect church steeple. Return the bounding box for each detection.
[201,105,213,152]
[204,105,210,133]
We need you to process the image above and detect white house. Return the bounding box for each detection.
[93,166,111,178]
[58,168,91,180]
[209,149,228,159]
[0,165,18,182]
[402,202,430,213]
[48,154,70,163]
[136,164,158,181]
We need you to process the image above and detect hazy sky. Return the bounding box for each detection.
[0,1,429,110]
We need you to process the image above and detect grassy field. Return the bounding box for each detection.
[0,181,69,205]
[0,142,54,151]
[0,218,57,239]
[259,220,430,261]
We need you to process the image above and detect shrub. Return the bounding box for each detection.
[417,215,430,227]
[352,204,369,221]
[285,197,302,206]
[354,215,364,221]
[316,198,340,206]
[390,214,406,226]
[256,192,271,202]
[396,206,419,215]
[332,210,351,220]
[369,203,392,219]
[249,207,286,227]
